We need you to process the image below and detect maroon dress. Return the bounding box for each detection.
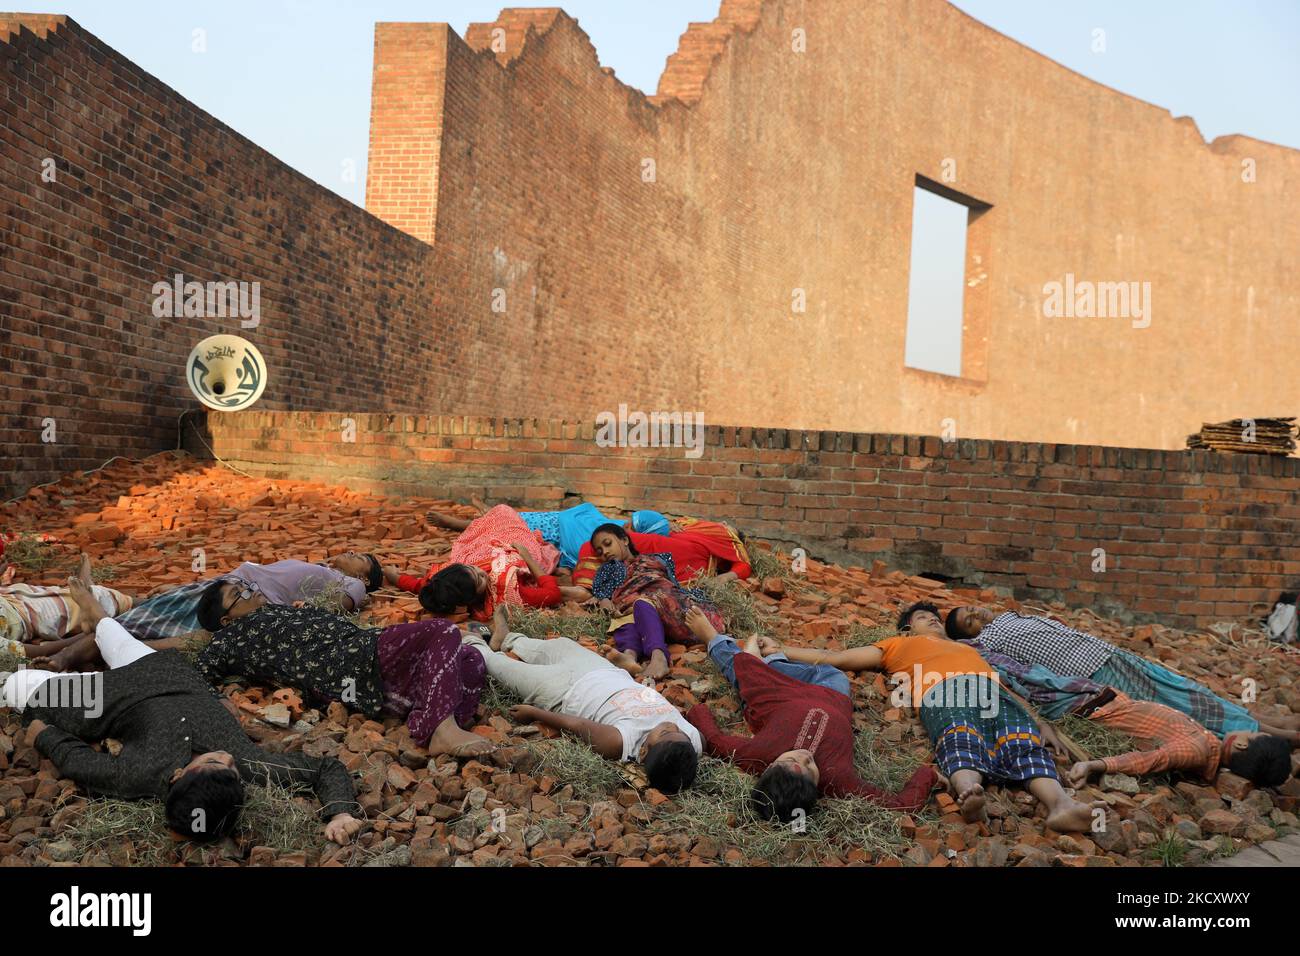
[376,619,485,746]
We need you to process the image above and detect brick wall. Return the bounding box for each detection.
[0,16,439,499]
[190,410,1300,629]
[365,0,1300,452]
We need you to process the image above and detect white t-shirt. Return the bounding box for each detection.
[561,667,703,762]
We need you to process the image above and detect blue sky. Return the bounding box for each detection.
[14,1,1298,375]
[16,0,1297,208]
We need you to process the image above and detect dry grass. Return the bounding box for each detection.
[2,534,57,573]
[1058,714,1137,759]
[692,576,769,638]
[300,579,362,624]
[480,676,523,716]
[524,737,623,802]
[65,781,320,865]
[649,755,916,865]
[506,605,610,645]
[844,623,896,648]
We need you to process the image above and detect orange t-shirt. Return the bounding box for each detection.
[875,635,996,706]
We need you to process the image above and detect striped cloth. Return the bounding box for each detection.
[0,583,133,644]
[1091,648,1259,738]
[918,676,1059,782]
[113,580,222,641]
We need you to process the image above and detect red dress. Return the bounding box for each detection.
[572,520,752,590]
[398,505,564,620]
[687,654,936,809]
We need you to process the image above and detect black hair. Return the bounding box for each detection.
[752,764,820,823]
[589,523,637,556]
[420,564,480,615]
[898,601,941,632]
[944,607,969,640]
[643,740,697,794]
[196,579,231,633]
[1227,735,1292,787]
[363,554,383,593]
[165,767,244,842]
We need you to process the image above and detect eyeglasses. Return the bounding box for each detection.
[224,580,260,615]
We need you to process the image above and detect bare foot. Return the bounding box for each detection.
[684,606,717,643]
[642,650,669,681]
[599,644,642,676]
[66,573,105,629]
[426,510,454,529]
[1045,797,1103,834]
[427,718,494,758]
[76,553,94,588]
[489,605,509,652]
[37,633,101,672]
[956,784,987,823]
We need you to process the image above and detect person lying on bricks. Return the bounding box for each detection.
[387,504,589,618]
[766,602,1104,832]
[462,605,702,794]
[569,514,752,598]
[681,607,937,823]
[975,649,1294,788]
[426,494,647,573]
[1,553,134,651]
[19,552,384,672]
[0,571,363,845]
[193,579,492,758]
[585,523,727,682]
[945,605,1300,745]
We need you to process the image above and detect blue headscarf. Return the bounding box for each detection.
[631,510,670,536]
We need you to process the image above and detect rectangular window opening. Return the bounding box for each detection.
[904,175,992,379]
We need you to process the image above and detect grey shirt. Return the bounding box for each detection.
[29,649,359,818]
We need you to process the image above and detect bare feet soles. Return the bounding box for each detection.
[427,718,494,758]
[684,606,717,644]
[599,644,642,676]
[31,634,100,672]
[426,510,455,529]
[76,553,93,588]
[66,569,103,628]
[1045,797,1105,834]
[955,784,987,824]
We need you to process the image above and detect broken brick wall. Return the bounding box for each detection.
[366,0,1300,451]
[5,6,1297,498]
[193,410,1300,629]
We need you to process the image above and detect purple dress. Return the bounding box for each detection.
[376,619,486,745]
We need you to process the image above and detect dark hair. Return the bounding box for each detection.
[944,607,969,640]
[589,523,637,556]
[420,564,480,615]
[643,740,697,794]
[1227,735,1292,787]
[196,579,231,633]
[898,601,941,632]
[165,767,244,842]
[752,764,820,823]
[363,554,383,593]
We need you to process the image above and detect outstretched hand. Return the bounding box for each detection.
[324,812,363,845]
[509,704,543,724]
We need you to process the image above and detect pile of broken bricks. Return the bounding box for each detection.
[1,451,1297,867]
